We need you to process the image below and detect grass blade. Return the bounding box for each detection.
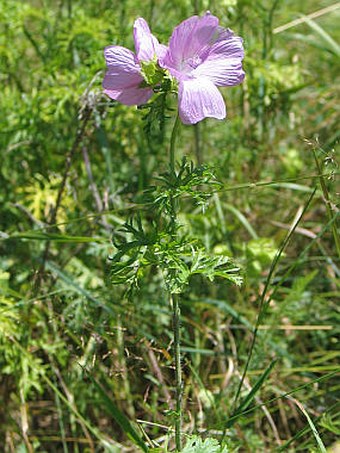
[224,369,339,431]
[44,260,115,316]
[303,16,340,56]
[8,231,106,243]
[224,203,258,239]
[89,376,149,452]
[286,396,327,452]
[232,189,317,411]
[226,359,277,428]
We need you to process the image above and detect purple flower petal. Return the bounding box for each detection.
[133,18,167,62]
[103,70,144,91]
[104,45,139,68]
[178,78,226,124]
[192,57,245,87]
[104,87,153,106]
[166,12,219,70]
[156,43,168,61]
[103,46,142,90]
[209,33,244,60]
[134,18,159,61]
[192,32,245,86]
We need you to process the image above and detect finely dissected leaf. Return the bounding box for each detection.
[189,250,242,284]
[1,1,338,451]
[110,216,242,293]
[109,162,242,293]
[159,241,242,293]
[153,158,222,212]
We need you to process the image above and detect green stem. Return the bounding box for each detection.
[171,293,182,451]
[194,123,202,165]
[168,113,182,450]
[170,114,181,176]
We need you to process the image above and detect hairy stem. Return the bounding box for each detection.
[194,123,202,165]
[171,293,182,451]
[169,113,182,450]
[170,114,180,176]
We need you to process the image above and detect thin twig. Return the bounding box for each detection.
[82,146,111,231]
[51,107,92,228]
[146,342,172,404]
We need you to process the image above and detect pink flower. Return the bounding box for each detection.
[103,18,166,106]
[160,12,245,124]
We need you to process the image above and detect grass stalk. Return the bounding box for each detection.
[312,148,340,259]
[232,189,316,410]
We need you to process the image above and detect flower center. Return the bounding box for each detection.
[180,54,203,73]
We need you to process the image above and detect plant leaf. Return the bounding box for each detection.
[226,359,277,428]
[89,376,149,453]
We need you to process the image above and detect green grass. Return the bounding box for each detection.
[0,0,339,451]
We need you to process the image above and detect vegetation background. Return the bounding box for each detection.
[0,0,339,451]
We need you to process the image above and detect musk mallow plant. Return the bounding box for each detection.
[104,11,245,124]
[104,12,244,452]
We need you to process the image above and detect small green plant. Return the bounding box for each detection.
[181,435,229,453]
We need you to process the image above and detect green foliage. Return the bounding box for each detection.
[182,435,229,453]
[140,89,172,149]
[110,160,242,294]
[227,360,277,428]
[111,222,241,293]
[154,158,222,209]
[89,376,149,452]
[0,0,338,451]
[245,237,279,276]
